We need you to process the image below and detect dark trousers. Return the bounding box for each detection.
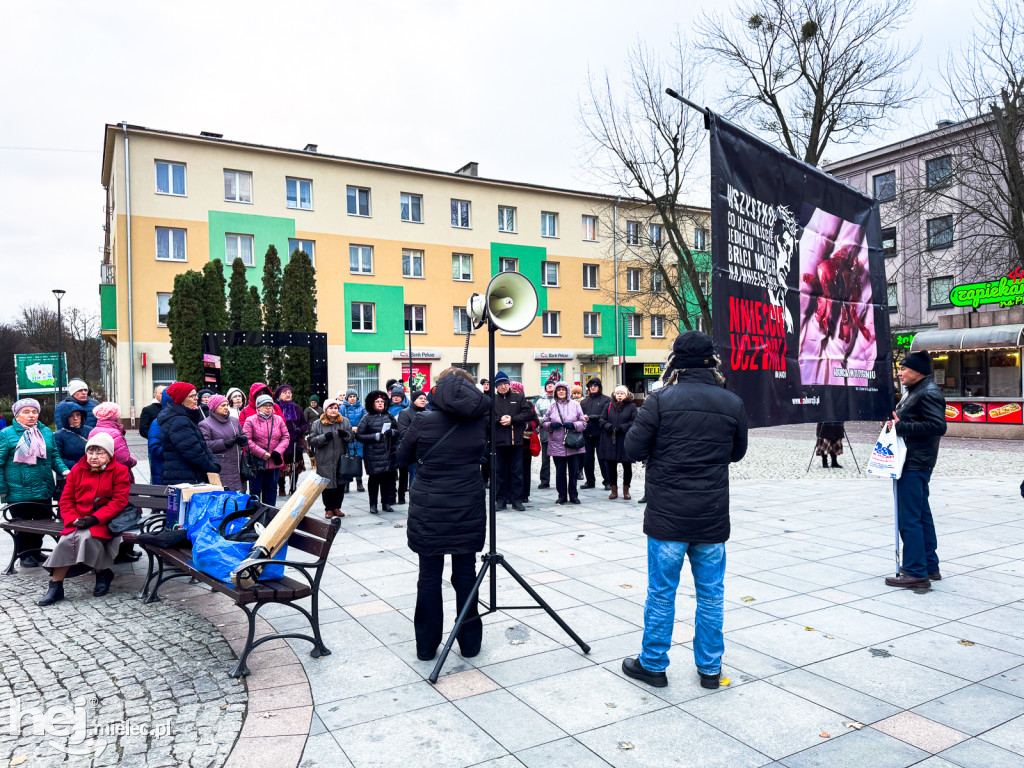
[250,469,280,506]
[322,486,345,511]
[583,435,610,485]
[494,445,523,504]
[398,466,409,498]
[553,455,581,502]
[414,553,482,659]
[897,470,939,578]
[607,461,633,486]
[368,471,397,507]
[521,447,533,500]
[481,458,489,485]
[10,501,52,560]
[538,441,551,485]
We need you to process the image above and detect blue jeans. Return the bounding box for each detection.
[897,471,938,578]
[640,537,726,675]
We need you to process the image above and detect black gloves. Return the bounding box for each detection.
[74,515,99,529]
[235,433,248,445]
[212,462,221,473]
[323,431,334,442]
[270,452,283,465]
[549,421,563,430]
[603,423,614,433]
[223,435,236,447]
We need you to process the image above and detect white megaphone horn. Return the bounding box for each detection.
[466,271,539,333]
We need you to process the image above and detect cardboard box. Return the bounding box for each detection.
[165,483,224,528]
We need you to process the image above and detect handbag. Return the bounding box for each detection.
[338,447,363,479]
[529,431,541,457]
[555,402,586,449]
[108,502,142,534]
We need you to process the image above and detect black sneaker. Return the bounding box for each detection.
[581,482,596,489]
[556,497,567,505]
[699,670,721,690]
[19,555,42,569]
[511,501,526,511]
[369,506,379,514]
[622,657,667,688]
[537,483,550,489]
[569,498,581,505]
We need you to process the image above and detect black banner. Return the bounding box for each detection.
[709,113,894,428]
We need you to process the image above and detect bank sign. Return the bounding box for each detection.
[950,268,1024,308]
[15,353,68,395]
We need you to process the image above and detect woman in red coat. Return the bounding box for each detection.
[39,433,131,606]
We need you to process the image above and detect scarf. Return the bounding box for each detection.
[321,412,344,425]
[14,425,46,465]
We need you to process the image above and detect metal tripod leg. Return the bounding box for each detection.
[843,427,862,475]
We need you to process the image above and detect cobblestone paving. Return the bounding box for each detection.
[0,571,246,768]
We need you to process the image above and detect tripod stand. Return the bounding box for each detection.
[429,319,591,683]
[804,424,861,474]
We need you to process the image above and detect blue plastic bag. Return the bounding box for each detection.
[185,491,254,544]
[188,492,288,585]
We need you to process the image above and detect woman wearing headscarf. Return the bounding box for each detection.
[156,382,221,486]
[540,382,586,505]
[599,386,638,500]
[225,387,247,421]
[199,394,247,492]
[274,384,308,496]
[306,399,353,518]
[243,394,290,505]
[38,432,131,606]
[0,398,70,568]
[54,405,90,492]
[89,402,138,473]
[196,388,215,419]
[340,389,367,493]
[355,391,398,514]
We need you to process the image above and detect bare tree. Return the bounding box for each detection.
[580,37,713,332]
[697,0,919,167]
[0,324,33,398]
[14,304,102,393]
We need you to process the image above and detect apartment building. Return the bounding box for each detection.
[99,123,710,419]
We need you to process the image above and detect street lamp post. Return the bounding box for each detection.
[52,289,66,402]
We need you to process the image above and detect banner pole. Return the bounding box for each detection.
[892,477,901,577]
[665,88,709,117]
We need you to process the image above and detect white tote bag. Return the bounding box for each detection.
[866,423,907,479]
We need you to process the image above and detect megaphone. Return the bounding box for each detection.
[467,271,539,333]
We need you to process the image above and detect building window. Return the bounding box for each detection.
[346,186,370,216]
[349,245,374,274]
[452,253,473,281]
[155,161,185,196]
[224,170,252,203]
[583,312,600,336]
[402,249,424,278]
[651,315,665,338]
[626,221,640,246]
[347,363,378,400]
[351,302,375,332]
[155,227,186,261]
[497,363,522,384]
[626,268,641,292]
[583,264,599,289]
[287,177,313,210]
[498,206,516,233]
[881,227,897,258]
[400,193,422,223]
[873,171,896,202]
[499,257,518,273]
[453,307,473,334]
[451,199,471,228]
[693,228,708,251]
[650,224,663,247]
[541,212,558,237]
[152,363,177,388]
[404,304,426,333]
[650,271,664,293]
[927,215,954,250]
[542,311,560,336]
[928,276,954,309]
[582,215,598,241]
[225,234,254,267]
[926,155,953,190]
[156,293,171,326]
[287,239,315,265]
[887,283,898,312]
[542,261,559,287]
[626,314,642,338]
[698,271,711,297]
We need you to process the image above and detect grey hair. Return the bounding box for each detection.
[661,350,726,387]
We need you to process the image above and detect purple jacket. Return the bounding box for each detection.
[199,412,244,492]
[89,419,138,470]
[540,393,586,457]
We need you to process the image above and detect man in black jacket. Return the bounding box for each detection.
[139,385,165,439]
[885,351,947,589]
[620,332,747,691]
[580,377,612,489]
[491,371,531,510]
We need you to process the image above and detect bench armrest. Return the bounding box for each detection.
[229,556,322,590]
[2,501,60,523]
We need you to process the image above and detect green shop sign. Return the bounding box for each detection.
[14,353,68,395]
[949,276,1024,309]
[892,332,916,350]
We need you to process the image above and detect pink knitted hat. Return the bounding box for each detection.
[93,402,121,421]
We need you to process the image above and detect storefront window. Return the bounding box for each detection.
[988,350,1022,397]
[929,352,960,397]
[961,352,987,397]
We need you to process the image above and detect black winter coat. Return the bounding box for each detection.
[139,401,161,439]
[581,384,612,437]
[625,369,748,544]
[156,403,221,484]
[492,389,531,446]
[894,375,946,472]
[598,399,638,464]
[355,391,398,475]
[397,375,489,556]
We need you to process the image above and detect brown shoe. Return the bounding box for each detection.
[901,568,942,581]
[608,486,618,500]
[885,574,931,589]
[623,485,631,500]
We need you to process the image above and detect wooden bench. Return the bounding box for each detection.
[0,484,170,575]
[134,513,341,678]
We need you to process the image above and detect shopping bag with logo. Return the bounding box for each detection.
[184,491,257,542]
[866,423,907,479]
[190,497,287,584]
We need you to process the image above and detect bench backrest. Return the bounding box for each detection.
[129,484,169,512]
[285,515,340,561]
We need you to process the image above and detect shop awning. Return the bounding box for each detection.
[910,323,1024,352]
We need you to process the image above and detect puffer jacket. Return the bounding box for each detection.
[58,456,131,539]
[54,405,90,468]
[625,368,748,544]
[156,403,221,485]
[199,411,245,491]
[307,414,353,489]
[238,382,284,428]
[598,394,638,464]
[397,374,489,556]
[90,418,138,470]
[540,387,587,458]
[243,413,290,470]
[147,390,175,484]
[55,395,99,432]
[356,391,398,475]
[0,422,69,503]
[492,387,532,446]
[396,402,426,445]
[580,378,612,437]
[341,392,367,458]
[894,374,947,473]
[225,387,247,421]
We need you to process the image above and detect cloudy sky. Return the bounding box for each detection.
[0,0,982,322]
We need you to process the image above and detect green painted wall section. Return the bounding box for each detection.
[592,304,636,357]
[489,243,548,314]
[207,211,296,286]
[679,250,713,323]
[344,283,405,353]
[100,284,117,331]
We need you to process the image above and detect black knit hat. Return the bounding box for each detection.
[900,351,931,376]
[670,331,717,369]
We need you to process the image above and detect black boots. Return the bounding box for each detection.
[114,541,142,564]
[369,505,379,514]
[382,504,395,513]
[94,569,115,597]
[398,492,406,505]
[830,455,843,469]
[821,455,829,468]
[356,480,365,492]
[39,580,65,606]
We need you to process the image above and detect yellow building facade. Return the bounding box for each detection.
[100,123,708,418]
